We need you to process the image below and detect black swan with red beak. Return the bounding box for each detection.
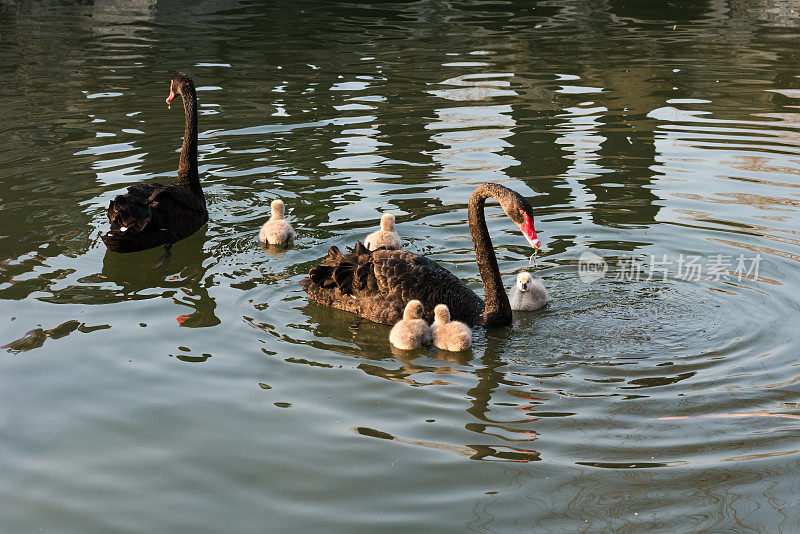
[301,183,541,328]
[101,72,208,253]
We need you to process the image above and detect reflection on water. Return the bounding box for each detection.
[100,229,220,327]
[2,0,800,532]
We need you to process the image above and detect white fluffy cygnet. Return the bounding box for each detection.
[430,304,472,352]
[389,300,432,350]
[364,213,402,251]
[508,271,548,311]
[259,199,295,246]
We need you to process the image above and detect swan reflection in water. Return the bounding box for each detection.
[101,227,219,328]
[2,229,219,352]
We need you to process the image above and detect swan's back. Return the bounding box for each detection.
[301,243,484,326]
[102,183,207,253]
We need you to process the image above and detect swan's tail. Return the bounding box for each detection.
[101,194,154,252]
[106,194,153,234]
[306,242,372,295]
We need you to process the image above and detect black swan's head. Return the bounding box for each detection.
[165,72,195,105]
[496,186,540,250]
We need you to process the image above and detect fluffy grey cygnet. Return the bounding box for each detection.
[431,304,472,352]
[259,199,295,245]
[364,213,402,251]
[508,271,548,311]
[389,300,431,350]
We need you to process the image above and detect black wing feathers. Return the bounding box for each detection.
[302,242,484,325]
[102,182,207,253]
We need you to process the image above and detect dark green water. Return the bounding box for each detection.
[2,1,800,532]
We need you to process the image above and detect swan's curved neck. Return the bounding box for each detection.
[177,84,203,201]
[468,183,513,327]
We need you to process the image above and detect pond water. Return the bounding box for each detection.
[1,1,799,532]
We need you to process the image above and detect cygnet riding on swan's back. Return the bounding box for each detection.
[259,199,295,246]
[364,213,402,251]
[508,271,548,311]
[389,300,432,350]
[431,304,472,352]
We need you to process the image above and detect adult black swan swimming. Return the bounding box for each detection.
[101,72,208,253]
[301,183,541,328]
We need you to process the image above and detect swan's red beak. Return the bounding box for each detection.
[520,212,541,250]
[166,91,175,105]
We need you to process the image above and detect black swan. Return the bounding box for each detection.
[301,182,541,327]
[101,72,208,253]
[431,304,472,351]
[389,300,432,350]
